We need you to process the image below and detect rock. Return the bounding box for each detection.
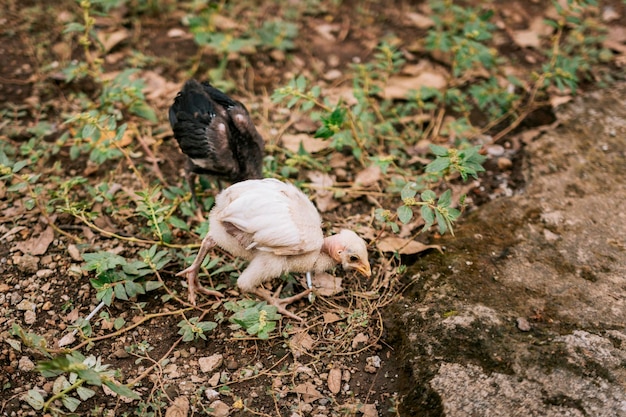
[516,317,531,332]
[364,356,381,373]
[205,388,219,401]
[17,299,36,311]
[327,368,342,394]
[165,396,189,417]
[18,356,35,372]
[67,244,82,261]
[208,372,221,387]
[208,400,230,417]
[199,354,223,374]
[13,254,39,273]
[388,83,626,416]
[36,269,54,278]
[24,310,36,324]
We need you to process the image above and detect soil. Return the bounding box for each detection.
[1,1,625,416]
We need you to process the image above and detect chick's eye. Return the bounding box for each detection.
[349,255,359,262]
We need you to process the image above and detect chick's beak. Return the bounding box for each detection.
[355,262,372,277]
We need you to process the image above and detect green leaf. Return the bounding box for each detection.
[429,144,449,156]
[24,389,45,410]
[77,368,102,386]
[103,380,140,400]
[130,101,157,123]
[421,206,435,232]
[425,157,450,173]
[114,283,128,300]
[421,190,436,203]
[437,189,452,208]
[113,317,126,330]
[62,395,81,412]
[144,281,163,292]
[5,338,21,351]
[169,216,189,231]
[76,386,96,401]
[397,205,413,224]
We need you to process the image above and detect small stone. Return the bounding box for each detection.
[17,299,36,311]
[208,400,230,417]
[18,356,35,372]
[208,372,221,387]
[111,348,130,359]
[67,244,82,262]
[327,368,342,394]
[199,354,223,373]
[10,292,23,305]
[486,144,505,156]
[205,388,220,401]
[517,317,531,332]
[14,254,39,273]
[36,269,55,278]
[24,310,36,324]
[543,229,560,242]
[42,301,52,311]
[497,157,513,170]
[225,357,238,370]
[167,28,186,38]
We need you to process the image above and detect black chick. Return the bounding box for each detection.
[168,79,264,204]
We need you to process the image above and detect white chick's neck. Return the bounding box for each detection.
[315,233,343,272]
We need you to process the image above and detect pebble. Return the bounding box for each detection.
[13,254,39,273]
[365,355,382,373]
[18,356,35,372]
[225,357,238,370]
[208,372,221,387]
[17,299,36,311]
[36,269,55,279]
[205,388,220,401]
[10,292,23,305]
[24,310,36,324]
[516,317,531,332]
[67,244,82,262]
[497,157,513,170]
[208,400,230,417]
[199,354,223,373]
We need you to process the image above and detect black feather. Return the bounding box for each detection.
[169,79,264,202]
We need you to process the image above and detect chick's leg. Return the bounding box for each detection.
[252,286,312,322]
[238,257,311,321]
[176,235,222,305]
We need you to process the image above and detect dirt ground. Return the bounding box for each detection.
[1,0,625,416]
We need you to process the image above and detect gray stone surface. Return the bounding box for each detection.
[391,83,626,416]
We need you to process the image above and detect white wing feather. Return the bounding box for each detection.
[215,179,323,255]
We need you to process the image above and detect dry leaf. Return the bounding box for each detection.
[406,12,434,29]
[377,237,443,255]
[65,308,79,323]
[327,368,342,394]
[102,379,137,402]
[98,29,130,53]
[307,171,340,212]
[13,226,54,256]
[362,404,378,417]
[323,312,342,324]
[351,332,369,349]
[383,73,447,99]
[165,396,189,417]
[354,165,381,188]
[57,333,76,348]
[294,382,323,403]
[311,272,343,296]
[512,30,541,48]
[281,133,329,153]
[289,331,315,358]
[550,95,573,108]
